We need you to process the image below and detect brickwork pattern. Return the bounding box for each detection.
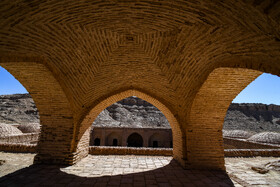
[2,153,280,186]
[224,149,280,157]
[0,154,236,186]
[0,133,39,144]
[0,1,280,170]
[0,62,75,164]
[0,143,36,153]
[188,68,262,170]
[78,90,185,166]
[224,137,280,150]
[89,146,173,156]
[1,142,279,158]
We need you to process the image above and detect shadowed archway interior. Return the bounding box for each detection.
[127,133,143,147]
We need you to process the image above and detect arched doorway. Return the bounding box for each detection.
[113,139,118,146]
[94,138,100,146]
[0,62,74,165]
[0,66,40,144]
[188,67,263,170]
[77,89,184,166]
[127,133,143,147]
[153,141,158,148]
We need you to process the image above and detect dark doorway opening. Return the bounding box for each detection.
[153,141,158,148]
[113,139,118,146]
[94,138,100,146]
[127,133,143,147]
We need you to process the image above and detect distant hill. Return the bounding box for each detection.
[93,96,170,128]
[0,94,39,125]
[0,94,279,132]
[224,103,280,133]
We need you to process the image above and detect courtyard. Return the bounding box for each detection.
[0,152,279,186]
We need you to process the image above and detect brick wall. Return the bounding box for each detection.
[0,133,39,144]
[225,149,280,157]
[223,138,280,150]
[89,146,172,156]
[0,143,36,153]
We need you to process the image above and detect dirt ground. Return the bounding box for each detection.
[225,157,280,186]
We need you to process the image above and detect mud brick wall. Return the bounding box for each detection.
[225,149,280,157]
[0,133,39,144]
[223,138,280,150]
[0,143,37,153]
[89,146,173,156]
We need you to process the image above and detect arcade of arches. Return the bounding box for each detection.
[91,127,172,148]
[1,0,280,170]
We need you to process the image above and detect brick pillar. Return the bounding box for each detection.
[1,62,76,165]
[143,134,149,147]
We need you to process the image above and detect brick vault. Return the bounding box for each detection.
[0,0,279,170]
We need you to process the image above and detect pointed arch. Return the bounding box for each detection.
[73,89,185,165]
[0,56,74,165]
[187,68,262,170]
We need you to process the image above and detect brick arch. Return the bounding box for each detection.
[74,89,185,166]
[0,58,75,165]
[215,56,280,78]
[187,68,262,170]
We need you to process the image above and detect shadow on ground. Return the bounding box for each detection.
[0,159,234,187]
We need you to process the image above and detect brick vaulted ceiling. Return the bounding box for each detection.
[0,0,280,123]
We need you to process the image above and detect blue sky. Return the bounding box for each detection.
[232,73,280,105]
[0,66,279,104]
[0,66,28,94]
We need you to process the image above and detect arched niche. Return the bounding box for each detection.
[73,89,185,166]
[106,132,122,146]
[187,67,262,170]
[0,66,42,146]
[0,59,74,165]
[93,138,100,146]
[127,132,143,147]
